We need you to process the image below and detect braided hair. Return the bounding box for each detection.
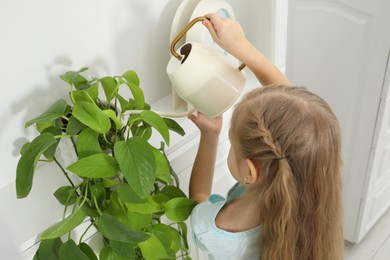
[230,85,344,260]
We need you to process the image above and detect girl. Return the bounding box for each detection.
[188,14,344,260]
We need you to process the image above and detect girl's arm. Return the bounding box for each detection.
[203,13,292,86]
[188,113,222,203]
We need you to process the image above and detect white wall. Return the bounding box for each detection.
[1,1,178,256]
[1,0,182,185]
[0,0,273,257]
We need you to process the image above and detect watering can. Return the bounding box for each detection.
[166,16,246,118]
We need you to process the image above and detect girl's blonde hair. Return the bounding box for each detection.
[231,85,344,260]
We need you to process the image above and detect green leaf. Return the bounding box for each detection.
[122,70,139,86]
[164,118,185,136]
[25,99,68,127]
[117,95,135,112]
[41,127,62,161]
[36,121,55,133]
[109,240,135,259]
[114,137,156,198]
[153,149,171,184]
[104,192,132,227]
[76,128,103,159]
[124,195,162,214]
[165,198,197,222]
[140,110,170,145]
[34,237,63,260]
[178,222,189,251]
[91,184,106,206]
[67,154,118,178]
[71,82,98,102]
[59,240,89,260]
[100,246,130,260]
[126,212,151,231]
[79,243,98,260]
[126,82,145,109]
[66,115,86,135]
[73,74,89,90]
[102,178,117,188]
[60,67,88,86]
[116,184,144,203]
[153,223,181,254]
[81,203,99,218]
[54,186,77,206]
[161,185,187,200]
[96,214,150,244]
[61,71,79,85]
[126,114,141,128]
[72,90,93,103]
[138,235,169,260]
[103,109,122,129]
[16,133,57,198]
[41,209,86,239]
[19,142,31,155]
[152,192,170,206]
[100,76,117,102]
[86,82,99,100]
[72,101,111,134]
[131,124,152,141]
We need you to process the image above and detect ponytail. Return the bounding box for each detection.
[259,158,299,260]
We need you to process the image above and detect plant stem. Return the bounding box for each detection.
[114,96,118,113]
[79,221,95,244]
[70,85,76,104]
[70,136,78,157]
[140,127,148,138]
[76,181,89,212]
[54,157,75,188]
[38,159,51,162]
[102,133,111,145]
[159,144,178,186]
[62,182,84,218]
[67,198,81,240]
[93,196,103,216]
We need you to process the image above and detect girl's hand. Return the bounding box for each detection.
[188,112,223,136]
[203,13,292,86]
[202,13,248,59]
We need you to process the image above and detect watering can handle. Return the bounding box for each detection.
[170,16,246,71]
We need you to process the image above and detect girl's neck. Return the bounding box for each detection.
[215,191,260,232]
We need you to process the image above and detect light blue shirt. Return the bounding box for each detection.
[191,183,260,259]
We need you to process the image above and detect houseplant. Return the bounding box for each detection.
[16,67,196,259]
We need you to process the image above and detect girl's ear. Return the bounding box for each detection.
[244,159,262,184]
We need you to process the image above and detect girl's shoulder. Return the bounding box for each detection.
[190,194,259,259]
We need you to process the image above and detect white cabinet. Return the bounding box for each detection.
[360,55,390,240]
[286,0,390,243]
[165,116,236,259]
